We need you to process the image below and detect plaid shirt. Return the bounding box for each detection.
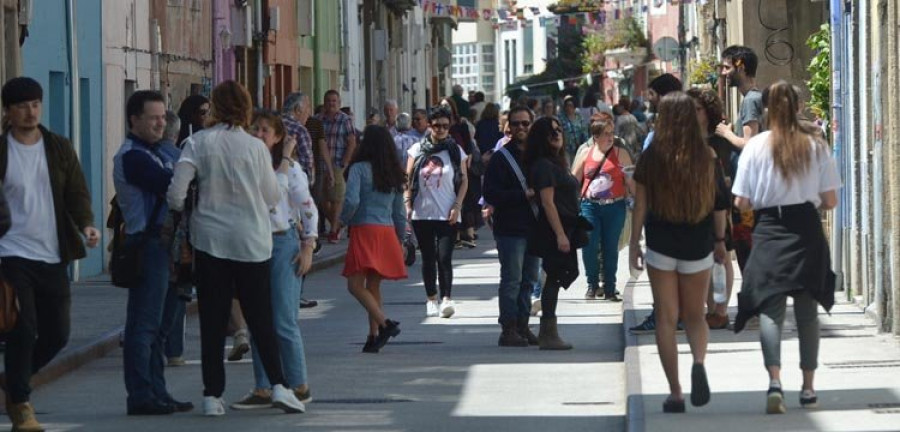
[315,111,355,168]
[282,115,314,181]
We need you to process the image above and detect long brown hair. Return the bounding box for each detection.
[634,92,715,224]
[766,81,826,182]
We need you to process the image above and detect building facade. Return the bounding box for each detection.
[22,0,106,277]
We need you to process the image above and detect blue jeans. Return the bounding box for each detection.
[251,230,308,389]
[580,200,627,294]
[495,235,541,325]
[163,289,185,358]
[123,234,176,407]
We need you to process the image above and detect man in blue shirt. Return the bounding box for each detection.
[114,91,192,415]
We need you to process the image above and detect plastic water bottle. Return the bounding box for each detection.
[712,263,727,304]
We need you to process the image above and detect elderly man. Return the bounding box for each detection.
[383,99,399,137]
[282,92,316,184]
[393,113,418,168]
[315,90,357,243]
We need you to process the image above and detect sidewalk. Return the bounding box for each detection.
[0,240,348,394]
[623,255,900,432]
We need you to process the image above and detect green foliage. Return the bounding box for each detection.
[689,57,718,87]
[805,24,831,122]
[581,16,648,74]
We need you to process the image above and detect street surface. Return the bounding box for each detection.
[7,232,627,431]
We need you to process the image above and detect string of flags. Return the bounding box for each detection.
[417,0,708,27]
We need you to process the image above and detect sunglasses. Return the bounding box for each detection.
[509,120,531,128]
[431,123,450,130]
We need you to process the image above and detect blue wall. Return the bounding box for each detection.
[22,1,105,277]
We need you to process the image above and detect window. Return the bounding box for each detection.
[483,76,494,87]
[523,26,534,71]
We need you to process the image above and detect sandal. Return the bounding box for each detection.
[691,363,711,407]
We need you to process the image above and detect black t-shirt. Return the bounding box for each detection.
[635,151,730,260]
[528,157,580,222]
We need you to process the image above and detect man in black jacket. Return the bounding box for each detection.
[0,76,99,431]
[482,106,541,347]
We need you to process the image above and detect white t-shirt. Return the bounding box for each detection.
[0,136,61,263]
[732,131,842,209]
[407,142,468,221]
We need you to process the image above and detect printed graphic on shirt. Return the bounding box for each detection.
[421,156,445,189]
[587,172,614,200]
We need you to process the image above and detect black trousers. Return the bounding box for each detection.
[412,220,455,299]
[1,257,70,403]
[194,250,284,397]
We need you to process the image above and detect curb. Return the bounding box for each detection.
[1,247,347,402]
[623,274,645,432]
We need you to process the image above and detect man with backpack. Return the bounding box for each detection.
[482,106,541,347]
[113,90,191,416]
[0,77,100,431]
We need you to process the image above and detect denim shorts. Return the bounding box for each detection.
[644,248,713,274]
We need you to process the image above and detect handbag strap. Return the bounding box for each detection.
[580,145,615,200]
[497,146,538,218]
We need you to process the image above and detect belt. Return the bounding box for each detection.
[273,230,289,236]
[583,196,625,205]
[755,202,815,219]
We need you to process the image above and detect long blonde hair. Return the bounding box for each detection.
[634,92,715,224]
[766,81,826,182]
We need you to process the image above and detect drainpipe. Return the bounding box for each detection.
[312,0,321,100]
[150,19,161,92]
[829,0,844,292]
[65,0,82,281]
[255,0,264,107]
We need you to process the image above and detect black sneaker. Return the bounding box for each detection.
[312,241,323,256]
[603,292,623,302]
[629,314,656,334]
[799,389,818,408]
[166,398,195,413]
[373,320,400,350]
[299,298,318,309]
[127,401,176,416]
[584,286,598,300]
[766,386,786,414]
[362,335,379,353]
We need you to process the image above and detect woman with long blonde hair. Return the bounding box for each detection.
[732,81,840,414]
[630,92,729,413]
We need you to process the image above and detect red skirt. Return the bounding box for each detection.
[342,224,408,280]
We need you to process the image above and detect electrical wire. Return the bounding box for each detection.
[757,0,794,66]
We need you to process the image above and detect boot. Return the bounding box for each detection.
[538,317,573,350]
[498,321,528,347]
[517,319,539,346]
[9,402,44,432]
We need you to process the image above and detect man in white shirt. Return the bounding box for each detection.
[0,77,100,431]
[383,99,399,137]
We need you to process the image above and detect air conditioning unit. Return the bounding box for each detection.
[269,6,280,32]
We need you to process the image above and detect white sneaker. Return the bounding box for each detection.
[530,298,542,316]
[425,300,439,317]
[203,396,226,416]
[439,299,455,318]
[271,384,306,414]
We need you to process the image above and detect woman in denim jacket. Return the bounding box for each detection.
[340,125,408,353]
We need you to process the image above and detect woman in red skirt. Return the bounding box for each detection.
[340,125,409,353]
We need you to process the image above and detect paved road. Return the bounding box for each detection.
[9,232,628,431]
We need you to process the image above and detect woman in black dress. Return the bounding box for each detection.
[524,117,582,350]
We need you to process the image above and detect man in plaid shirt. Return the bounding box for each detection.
[315,89,357,243]
[282,92,315,184]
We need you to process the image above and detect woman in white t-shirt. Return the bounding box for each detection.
[731,81,842,415]
[405,108,469,319]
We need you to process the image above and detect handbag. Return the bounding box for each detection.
[0,268,18,333]
[109,195,164,289]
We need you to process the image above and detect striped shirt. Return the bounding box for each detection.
[282,115,314,181]
[315,111,354,168]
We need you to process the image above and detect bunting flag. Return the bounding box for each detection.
[412,0,689,24]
